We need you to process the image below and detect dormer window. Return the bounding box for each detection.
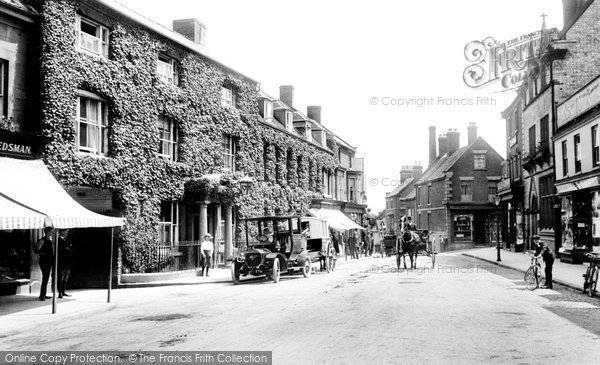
[157,54,180,86]
[264,101,273,120]
[76,15,109,58]
[221,86,237,108]
[285,111,294,131]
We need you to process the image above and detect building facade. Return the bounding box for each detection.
[384,164,421,234]
[13,0,364,287]
[415,125,503,251]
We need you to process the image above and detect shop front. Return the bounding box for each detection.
[556,176,600,263]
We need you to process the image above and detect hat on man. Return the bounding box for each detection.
[204,233,213,239]
[531,234,540,240]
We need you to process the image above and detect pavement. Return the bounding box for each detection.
[462,247,587,290]
[0,255,369,332]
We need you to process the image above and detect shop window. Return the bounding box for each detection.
[76,15,109,58]
[562,140,568,176]
[157,54,180,86]
[593,125,599,168]
[454,215,472,241]
[591,192,600,251]
[222,134,237,171]
[158,115,177,161]
[221,86,237,108]
[460,180,473,202]
[77,93,109,156]
[574,134,581,173]
[159,201,178,246]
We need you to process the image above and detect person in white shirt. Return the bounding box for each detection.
[200,233,214,277]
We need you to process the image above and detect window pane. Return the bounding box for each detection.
[87,122,98,151]
[88,100,99,122]
[80,20,97,36]
[79,98,87,119]
[79,122,87,147]
[101,126,108,154]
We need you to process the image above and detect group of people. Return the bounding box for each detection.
[35,227,73,301]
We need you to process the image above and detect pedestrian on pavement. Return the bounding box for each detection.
[331,231,340,271]
[34,227,54,301]
[57,229,73,298]
[200,233,214,277]
[533,235,555,289]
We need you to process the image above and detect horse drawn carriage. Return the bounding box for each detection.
[395,229,436,269]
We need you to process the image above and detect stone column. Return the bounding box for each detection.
[213,203,222,268]
[198,201,209,241]
[224,204,233,262]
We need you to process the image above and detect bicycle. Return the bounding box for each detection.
[582,252,600,298]
[524,252,544,290]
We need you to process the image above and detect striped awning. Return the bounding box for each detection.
[0,157,126,230]
[0,194,47,230]
[308,208,364,232]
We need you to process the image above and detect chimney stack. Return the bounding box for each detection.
[438,134,448,157]
[173,19,207,47]
[412,164,423,182]
[279,85,294,107]
[467,122,478,145]
[307,106,321,124]
[429,126,436,164]
[447,129,460,155]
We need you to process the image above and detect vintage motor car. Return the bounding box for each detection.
[231,215,333,284]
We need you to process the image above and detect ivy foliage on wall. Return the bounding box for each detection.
[39,0,338,272]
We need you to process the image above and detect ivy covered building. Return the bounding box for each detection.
[14,0,365,286]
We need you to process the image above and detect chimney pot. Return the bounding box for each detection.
[467,122,478,145]
[429,126,436,164]
[447,129,460,155]
[438,134,448,157]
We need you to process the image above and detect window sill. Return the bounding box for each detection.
[76,47,109,61]
[76,151,108,159]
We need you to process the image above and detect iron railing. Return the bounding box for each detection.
[126,242,202,273]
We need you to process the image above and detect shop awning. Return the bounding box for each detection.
[0,157,125,229]
[556,176,600,195]
[0,194,47,230]
[308,208,364,232]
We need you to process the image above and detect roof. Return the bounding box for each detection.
[558,0,596,39]
[386,178,413,198]
[417,136,504,185]
[0,0,37,20]
[98,0,258,84]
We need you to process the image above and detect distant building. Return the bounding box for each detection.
[384,164,421,234]
[415,124,504,251]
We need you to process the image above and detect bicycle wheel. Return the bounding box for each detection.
[524,267,538,290]
[583,266,592,294]
[590,266,599,298]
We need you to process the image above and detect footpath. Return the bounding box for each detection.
[0,255,368,331]
[463,247,588,290]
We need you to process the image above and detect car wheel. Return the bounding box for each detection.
[303,258,312,278]
[231,263,240,285]
[272,258,280,283]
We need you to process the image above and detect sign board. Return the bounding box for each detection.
[557,75,600,128]
[0,130,40,159]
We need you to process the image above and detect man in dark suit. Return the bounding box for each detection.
[533,235,555,289]
[57,229,73,298]
[35,227,54,301]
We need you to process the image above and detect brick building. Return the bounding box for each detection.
[415,124,503,251]
[384,164,421,234]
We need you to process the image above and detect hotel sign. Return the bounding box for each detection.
[557,75,600,128]
[0,130,40,159]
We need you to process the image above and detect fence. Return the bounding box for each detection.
[126,241,202,273]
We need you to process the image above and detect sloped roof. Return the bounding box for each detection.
[403,188,416,200]
[0,0,37,16]
[386,178,413,198]
[417,136,499,184]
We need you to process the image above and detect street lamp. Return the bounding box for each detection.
[494,194,501,262]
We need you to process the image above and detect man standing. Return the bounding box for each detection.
[533,235,555,289]
[35,227,54,301]
[57,229,72,298]
[200,233,214,277]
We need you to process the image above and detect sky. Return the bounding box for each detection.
[120,0,564,213]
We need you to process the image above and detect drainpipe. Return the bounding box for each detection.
[549,60,562,254]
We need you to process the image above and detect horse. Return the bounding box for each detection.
[396,230,422,269]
